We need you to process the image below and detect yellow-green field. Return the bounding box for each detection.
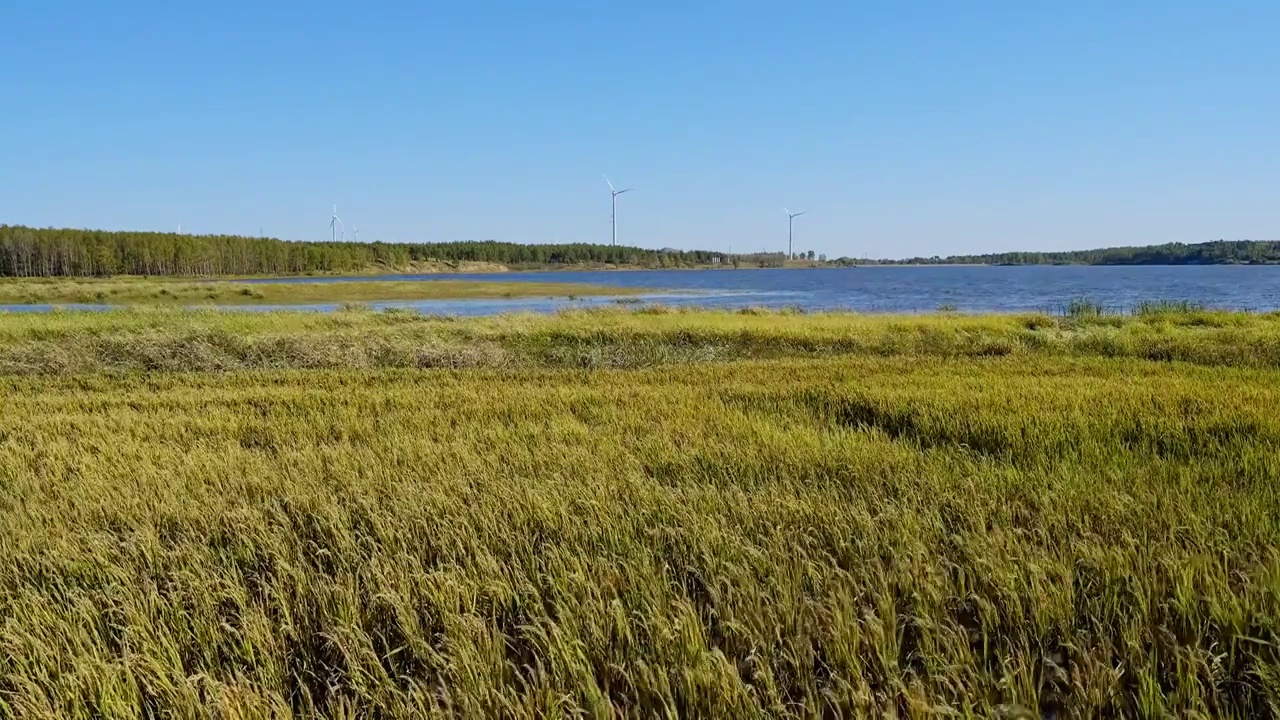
[1,304,1279,374]
[0,307,1277,717]
[0,277,640,306]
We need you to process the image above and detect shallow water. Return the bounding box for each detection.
[4,266,1279,314]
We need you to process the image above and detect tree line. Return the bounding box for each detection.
[3,225,1275,277]
[867,240,1280,266]
[0,226,734,277]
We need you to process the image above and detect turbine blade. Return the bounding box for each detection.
[618,188,633,194]
[605,175,616,192]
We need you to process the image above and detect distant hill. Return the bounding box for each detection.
[865,240,1280,266]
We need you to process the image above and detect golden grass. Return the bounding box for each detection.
[0,308,1276,716]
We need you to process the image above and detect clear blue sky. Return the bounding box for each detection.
[3,1,1276,258]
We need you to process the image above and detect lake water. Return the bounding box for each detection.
[238,265,1280,314]
[5,266,1280,314]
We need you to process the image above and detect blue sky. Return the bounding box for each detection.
[2,1,1276,258]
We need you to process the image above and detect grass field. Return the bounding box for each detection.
[0,307,1277,717]
[0,277,641,306]
[1,303,1279,374]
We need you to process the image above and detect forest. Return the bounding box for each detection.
[2,225,1276,277]
[873,239,1280,266]
[0,226,731,277]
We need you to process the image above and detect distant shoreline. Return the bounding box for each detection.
[7,262,1278,283]
[5,261,1279,284]
[4,226,1277,278]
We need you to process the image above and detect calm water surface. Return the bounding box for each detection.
[4,266,1279,314]
[240,266,1280,314]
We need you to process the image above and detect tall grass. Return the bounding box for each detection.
[0,310,1277,716]
[0,306,1279,374]
[1062,298,1108,318]
[1133,299,1207,316]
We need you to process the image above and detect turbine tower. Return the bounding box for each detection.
[329,205,343,242]
[784,208,808,260]
[606,176,633,247]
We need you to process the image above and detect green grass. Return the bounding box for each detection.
[0,308,1277,717]
[1134,299,1208,317]
[0,277,642,306]
[1062,298,1108,318]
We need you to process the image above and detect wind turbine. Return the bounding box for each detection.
[784,208,808,260]
[606,176,633,246]
[329,205,343,242]
[353,227,359,242]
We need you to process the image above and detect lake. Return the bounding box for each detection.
[4,266,1279,314]
[239,265,1280,314]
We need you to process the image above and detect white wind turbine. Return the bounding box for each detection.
[606,176,633,247]
[784,208,808,260]
[329,205,343,242]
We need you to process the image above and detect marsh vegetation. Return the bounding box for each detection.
[0,277,640,307]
